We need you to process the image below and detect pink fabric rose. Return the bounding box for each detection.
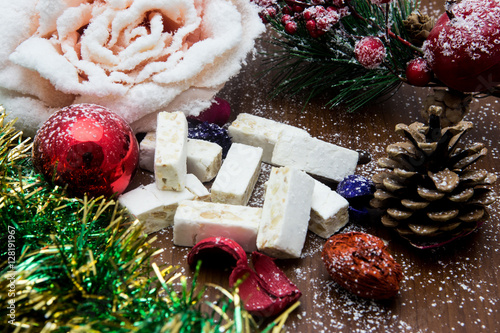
[0,0,264,136]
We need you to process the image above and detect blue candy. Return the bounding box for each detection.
[337,174,375,199]
[337,175,376,222]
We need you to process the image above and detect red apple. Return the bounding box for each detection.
[424,0,500,92]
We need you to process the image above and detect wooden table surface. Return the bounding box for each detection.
[138,4,500,331]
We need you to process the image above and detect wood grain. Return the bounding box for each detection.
[141,7,500,331]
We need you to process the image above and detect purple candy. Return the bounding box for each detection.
[188,120,232,157]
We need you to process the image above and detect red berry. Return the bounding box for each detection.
[354,37,386,69]
[281,14,292,24]
[282,6,292,15]
[306,19,317,32]
[317,29,326,37]
[337,6,350,18]
[316,10,340,31]
[306,20,321,37]
[293,5,304,12]
[285,21,298,34]
[315,6,328,16]
[406,58,433,86]
[303,10,313,21]
[265,7,277,18]
[258,13,269,24]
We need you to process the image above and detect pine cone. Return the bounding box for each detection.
[371,107,497,248]
[403,12,435,47]
[421,89,472,127]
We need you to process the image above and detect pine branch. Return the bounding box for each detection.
[259,0,420,111]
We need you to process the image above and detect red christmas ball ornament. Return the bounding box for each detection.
[406,58,433,86]
[32,104,139,198]
[424,0,500,92]
[354,37,387,69]
[189,97,231,126]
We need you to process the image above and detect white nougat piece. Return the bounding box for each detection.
[228,113,310,163]
[257,166,315,259]
[271,131,359,182]
[186,139,222,182]
[139,132,156,172]
[173,200,262,252]
[309,179,349,238]
[155,111,188,191]
[140,133,222,183]
[185,174,210,201]
[211,143,263,205]
[119,174,209,234]
[119,185,193,234]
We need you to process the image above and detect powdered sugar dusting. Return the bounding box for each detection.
[143,27,500,331]
[211,31,499,330]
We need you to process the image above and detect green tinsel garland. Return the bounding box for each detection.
[0,108,296,333]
